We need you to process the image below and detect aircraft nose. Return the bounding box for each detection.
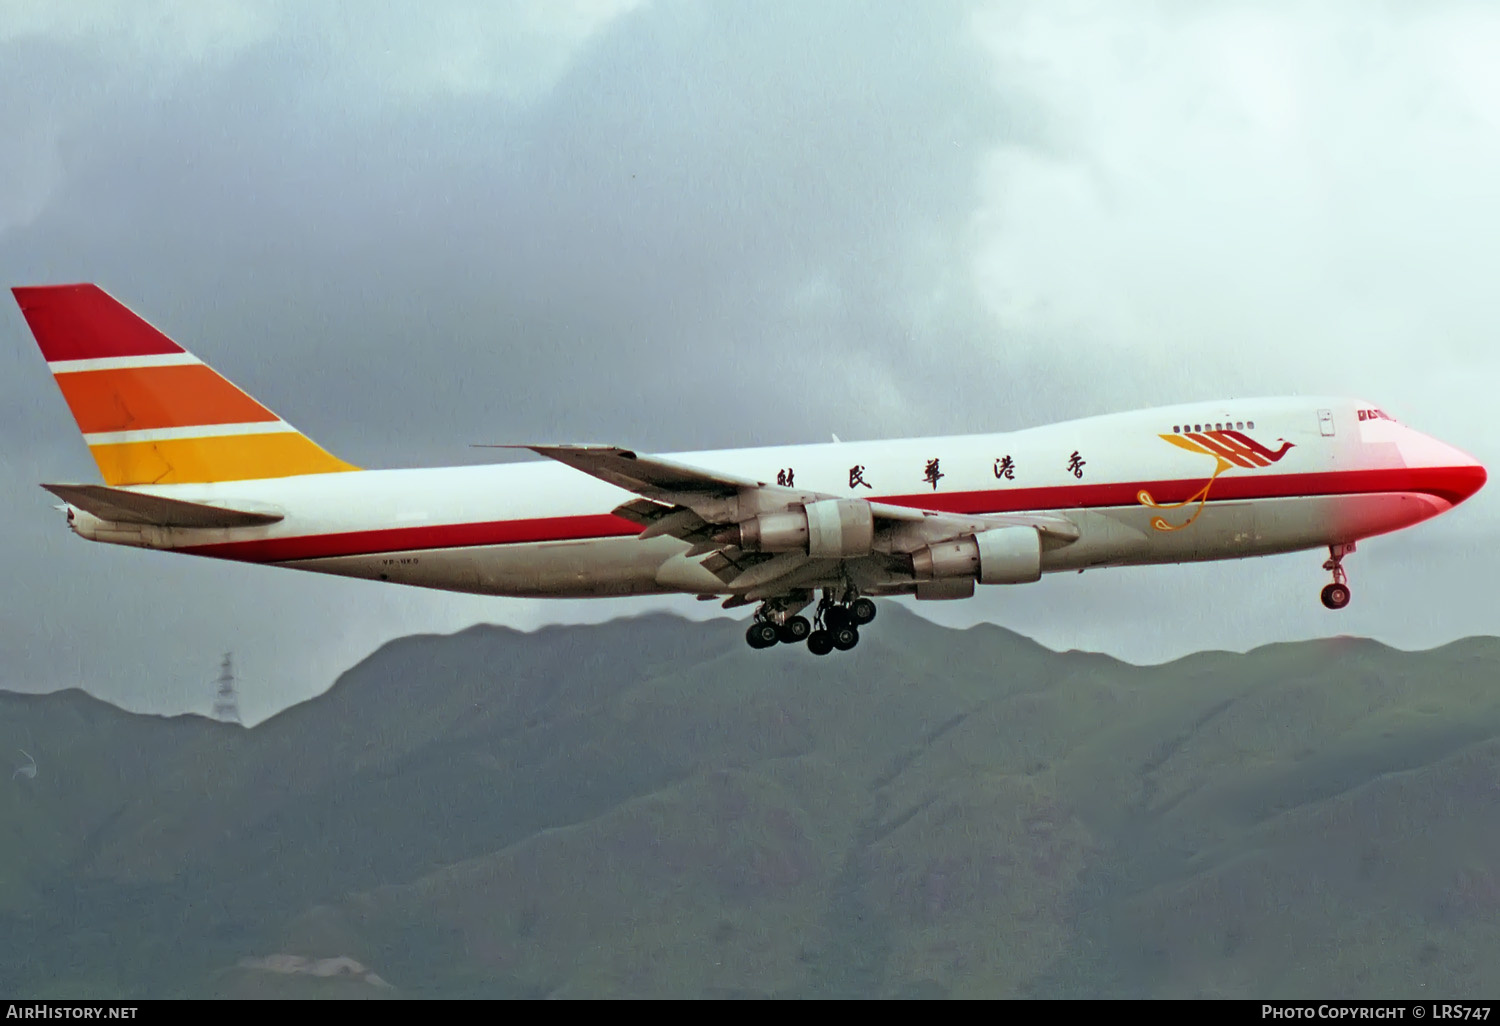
[1425,438,1486,507]
[1448,460,1487,506]
[1400,424,1486,507]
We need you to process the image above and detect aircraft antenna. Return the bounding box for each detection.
[212,652,242,725]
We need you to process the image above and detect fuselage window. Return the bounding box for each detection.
[1247,420,1255,430]
[1194,423,1201,432]
[1235,421,1244,430]
[1215,422,1223,431]
[1173,425,1180,433]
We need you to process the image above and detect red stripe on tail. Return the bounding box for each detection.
[11,284,185,362]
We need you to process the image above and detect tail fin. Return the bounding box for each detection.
[12,284,358,485]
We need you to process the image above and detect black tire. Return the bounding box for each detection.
[747,621,780,648]
[824,606,851,630]
[850,597,877,625]
[806,630,834,656]
[1321,583,1351,610]
[831,625,860,651]
[778,616,812,644]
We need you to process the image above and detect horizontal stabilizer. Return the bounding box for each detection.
[41,483,284,528]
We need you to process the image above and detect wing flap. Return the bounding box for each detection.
[611,497,674,528]
[42,483,284,528]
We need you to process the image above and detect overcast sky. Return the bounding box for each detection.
[3,0,1497,725]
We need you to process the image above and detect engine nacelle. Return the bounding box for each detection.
[910,527,1041,585]
[732,498,875,557]
[914,578,975,600]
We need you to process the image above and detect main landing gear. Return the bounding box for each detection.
[744,589,876,655]
[1320,542,1354,610]
[745,613,809,649]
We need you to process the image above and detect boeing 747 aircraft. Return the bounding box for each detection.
[13,285,1487,655]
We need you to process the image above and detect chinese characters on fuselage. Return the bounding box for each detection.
[923,458,944,490]
[793,451,1091,493]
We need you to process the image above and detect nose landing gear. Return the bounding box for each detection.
[1321,542,1354,610]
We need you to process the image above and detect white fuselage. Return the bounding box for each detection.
[66,396,1486,600]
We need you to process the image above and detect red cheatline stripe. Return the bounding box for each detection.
[13,285,185,362]
[173,464,1485,565]
[180,513,640,562]
[877,465,1484,515]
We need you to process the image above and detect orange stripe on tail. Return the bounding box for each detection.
[54,364,280,434]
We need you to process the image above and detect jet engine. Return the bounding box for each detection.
[725,498,875,558]
[910,527,1041,585]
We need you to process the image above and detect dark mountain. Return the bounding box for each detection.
[3,606,1498,998]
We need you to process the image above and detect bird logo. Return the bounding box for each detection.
[1139,430,1294,531]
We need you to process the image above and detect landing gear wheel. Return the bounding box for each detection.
[1320,542,1354,610]
[831,625,860,651]
[823,606,851,630]
[746,622,781,649]
[1321,583,1351,610]
[778,616,812,644]
[807,630,835,656]
[849,598,877,626]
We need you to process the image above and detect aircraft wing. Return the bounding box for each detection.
[41,484,284,529]
[515,444,1076,537]
[515,444,1078,603]
[518,444,765,497]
